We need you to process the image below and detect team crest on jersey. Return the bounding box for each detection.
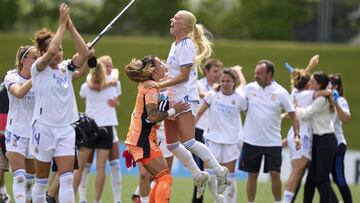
[53,73,69,88]
[232,99,236,105]
[271,94,277,101]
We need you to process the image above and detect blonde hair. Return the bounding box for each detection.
[15,46,35,72]
[124,56,155,82]
[178,10,213,70]
[90,63,107,86]
[291,68,310,90]
[98,55,112,65]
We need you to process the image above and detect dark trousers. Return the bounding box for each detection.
[192,128,205,203]
[303,133,338,203]
[331,143,353,203]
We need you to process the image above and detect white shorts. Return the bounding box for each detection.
[168,100,198,120]
[287,128,312,160]
[5,130,33,159]
[205,140,240,163]
[112,126,119,143]
[156,128,173,158]
[31,121,75,162]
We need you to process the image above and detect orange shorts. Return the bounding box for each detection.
[127,140,163,165]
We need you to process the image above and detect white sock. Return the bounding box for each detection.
[59,172,75,203]
[0,186,7,194]
[167,142,202,178]
[13,169,26,203]
[25,173,34,202]
[32,178,48,203]
[140,196,149,203]
[183,139,223,174]
[223,173,237,203]
[205,169,218,199]
[110,159,122,203]
[79,163,91,202]
[275,201,283,203]
[133,185,140,196]
[283,190,294,203]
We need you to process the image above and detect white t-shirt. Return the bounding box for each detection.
[195,77,212,130]
[166,38,199,102]
[204,90,247,144]
[243,81,294,147]
[31,59,79,127]
[79,80,121,126]
[4,71,35,138]
[333,96,350,145]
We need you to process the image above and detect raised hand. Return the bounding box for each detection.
[308,55,320,68]
[59,3,70,26]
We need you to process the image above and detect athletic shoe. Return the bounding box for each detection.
[214,194,224,203]
[46,192,56,203]
[0,193,10,203]
[194,171,209,199]
[131,194,140,203]
[217,166,229,194]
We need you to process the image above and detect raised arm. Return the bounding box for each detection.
[232,65,246,89]
[67,14,89,68]
[35,4,68,72]
[304,55,319,73]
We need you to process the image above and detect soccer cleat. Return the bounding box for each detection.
[217,166,229,194]
[194,171,209,199]
[214,194,224,203]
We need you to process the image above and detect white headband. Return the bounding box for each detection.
[20,46,35,62]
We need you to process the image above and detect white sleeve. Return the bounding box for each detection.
[337,97,350,115]
[239,94,248,111]
[179,40,195,67]
[31,59,41,77]
[116,80,122,96]
[204,90,215,105]
[296,97,326,120]
[79,83,87,99]
[4,73,17,90]
[281,90,295,112]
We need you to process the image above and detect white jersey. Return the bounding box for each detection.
[291,89,314,138]
[195,77,212,130]
[333,96,349,145]
[79,81,121,126]
[204,90,247,144]
[166,38,199,102]
[31,59,78,127]
[4,71,34,138]
[243,81,294,147]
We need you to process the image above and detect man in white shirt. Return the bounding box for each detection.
[239,60,300,203]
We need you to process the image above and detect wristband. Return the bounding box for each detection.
[167,108,176,117]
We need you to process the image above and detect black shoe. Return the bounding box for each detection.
[46,192,56,203]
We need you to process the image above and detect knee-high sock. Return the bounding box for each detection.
[25,173,34,202]
[205,169,218,200]
[110,159,122,203]
[167,142,202,179]
[32,178,48,203]
[59,172,75,203]
[223,173,237,203]
[79,163,91,202]
[149,169,172,203]
[183,139,223,174]
[13,169,26,203]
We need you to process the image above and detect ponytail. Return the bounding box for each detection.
[191,24,213,70]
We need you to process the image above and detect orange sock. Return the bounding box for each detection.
[149,169,172,203]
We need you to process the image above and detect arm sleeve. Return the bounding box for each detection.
[338,97,350,115]
[79,83,87,99]
[4,73,17,90]
[281,91,295,112]
[31,59,41,77]
[296,97,326,120]
[204,90,215,106]
[116,81,122,96]
[179,39,195,67]
[145,88,159,105]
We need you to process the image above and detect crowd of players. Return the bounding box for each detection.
[0,3,353,203]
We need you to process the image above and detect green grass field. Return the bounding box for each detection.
[1,173,359,202]
[0,32,359,149]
